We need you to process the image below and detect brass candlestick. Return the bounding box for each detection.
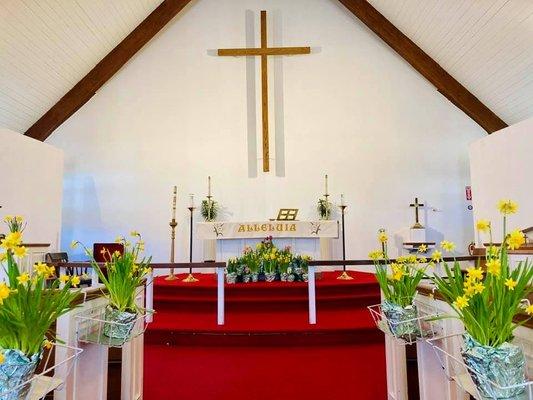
[166,186,178,281]
[337,201,353,280]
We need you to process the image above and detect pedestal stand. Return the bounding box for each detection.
[165,218,178,281]
[183,206,199,283]
[337,204,353,280]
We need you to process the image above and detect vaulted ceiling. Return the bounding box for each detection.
[0,0,531,137]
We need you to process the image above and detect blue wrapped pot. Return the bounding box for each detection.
[462,333,526,399]
[382,300,420,340]
[0,349,41,400]
[103,307,137,340]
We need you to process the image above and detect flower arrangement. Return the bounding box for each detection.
[226,237,310,283]
[431,200,532,398]
[201,199,218,222]
[0,216,79,397]
[317,198,332,220]
[72,232,152,340]
[369,231,435,338]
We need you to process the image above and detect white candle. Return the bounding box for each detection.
[208,176,212,197]
[172,186,177,219]
[341,194,345,206]
[189,194,195,208]
[325,174,328,195]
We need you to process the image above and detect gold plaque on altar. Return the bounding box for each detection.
[276,209,298,221]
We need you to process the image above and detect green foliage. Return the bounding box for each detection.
[317,198,332,220]
[0,217,79,357]
[79,234,152,313]
[433,247,532,347]
[201,199,218,222]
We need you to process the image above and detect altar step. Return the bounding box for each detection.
[145,271,383,347]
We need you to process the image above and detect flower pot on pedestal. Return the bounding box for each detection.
[103,307,137,340]
[0,350,41,400]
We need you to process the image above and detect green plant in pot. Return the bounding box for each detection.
[201,199,218,222]
[241,246,259,282]
[73,232,152,341]
[432,200,532,399]
[0,216,79,399]
[369,231,432,340]
[317,198,332,220]
[226,257,239,284]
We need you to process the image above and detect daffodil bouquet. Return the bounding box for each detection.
[432,200,533,347]
[369,231,435,308]
[73,232,152,314]
[0,216,79,357]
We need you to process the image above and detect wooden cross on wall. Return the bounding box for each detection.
[218,11,311,173]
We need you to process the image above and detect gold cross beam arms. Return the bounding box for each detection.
[217,47,310,56]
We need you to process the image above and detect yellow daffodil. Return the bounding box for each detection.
[487,245,499,258]
[396,256,408,264]
[392,269,404,281]
[0,253,6,262]
[0,352,4,364]
[453,295,469,310]
[464,284,476,297]
[0,283,10,305]
[472,282,485,295]
[34,262,49,275]
[431,250,442,262]
[407,255,417,264]
[418,257,427,263]
[3,215,13,223]
[70,240,78,249]
[0,232,23,250]
[13,246,27,259]
[59,275,70,284]
[70,276,81,287]
[525,304,533,316]
[476,219,491,233]
[130,230,140,237]
[441,241,456,252]
[15,216,23,223]
[417,244,427,253]
[466,266,484,281]
[378,232,388,243]
[368,250,383,261]
[486,259,501,276]
[16,273,30,285]
[114,236,124,243]
[507,230,525,250]
[43,340,53,350]
[497,199,518,215]
[504,278,518,291]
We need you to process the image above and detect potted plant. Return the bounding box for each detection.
[290,255,311,282]
[201,199,218,222]
[317,198,332,220]
[73,232,152,340]
[369,231,432,339]
[226,258,239,284]
[0,216,79,399]
[241,247,259,282]
[432,200,533,399]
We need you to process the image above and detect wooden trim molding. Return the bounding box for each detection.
[25,0,194,141]
[337,0,508,134]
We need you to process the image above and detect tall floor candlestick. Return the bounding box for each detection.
[337,200,353,280]
[166,186,178,281]
[183,202,199,283]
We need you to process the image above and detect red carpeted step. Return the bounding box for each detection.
[144,343,387,400]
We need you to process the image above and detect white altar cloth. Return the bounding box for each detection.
[196,220,339,240]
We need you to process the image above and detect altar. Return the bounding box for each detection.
[197,220,339,261]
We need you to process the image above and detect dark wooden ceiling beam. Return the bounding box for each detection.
[337,0,508,134]
[25,0,194,141]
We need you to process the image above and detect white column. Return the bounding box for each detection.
[203,239,217,262]
[319,238,332,260]
[217,266,225,325]
[308,265,316,324]
[145,270,154,323]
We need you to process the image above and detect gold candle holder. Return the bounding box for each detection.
[166,186,178,281]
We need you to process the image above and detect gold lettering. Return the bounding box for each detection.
[276,224,283,232]
[261,224,268,231]
[289,224,296,232]
[238,225,245,233]
[246,224,254,232]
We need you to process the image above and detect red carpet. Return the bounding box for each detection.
[144,271,387,399]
